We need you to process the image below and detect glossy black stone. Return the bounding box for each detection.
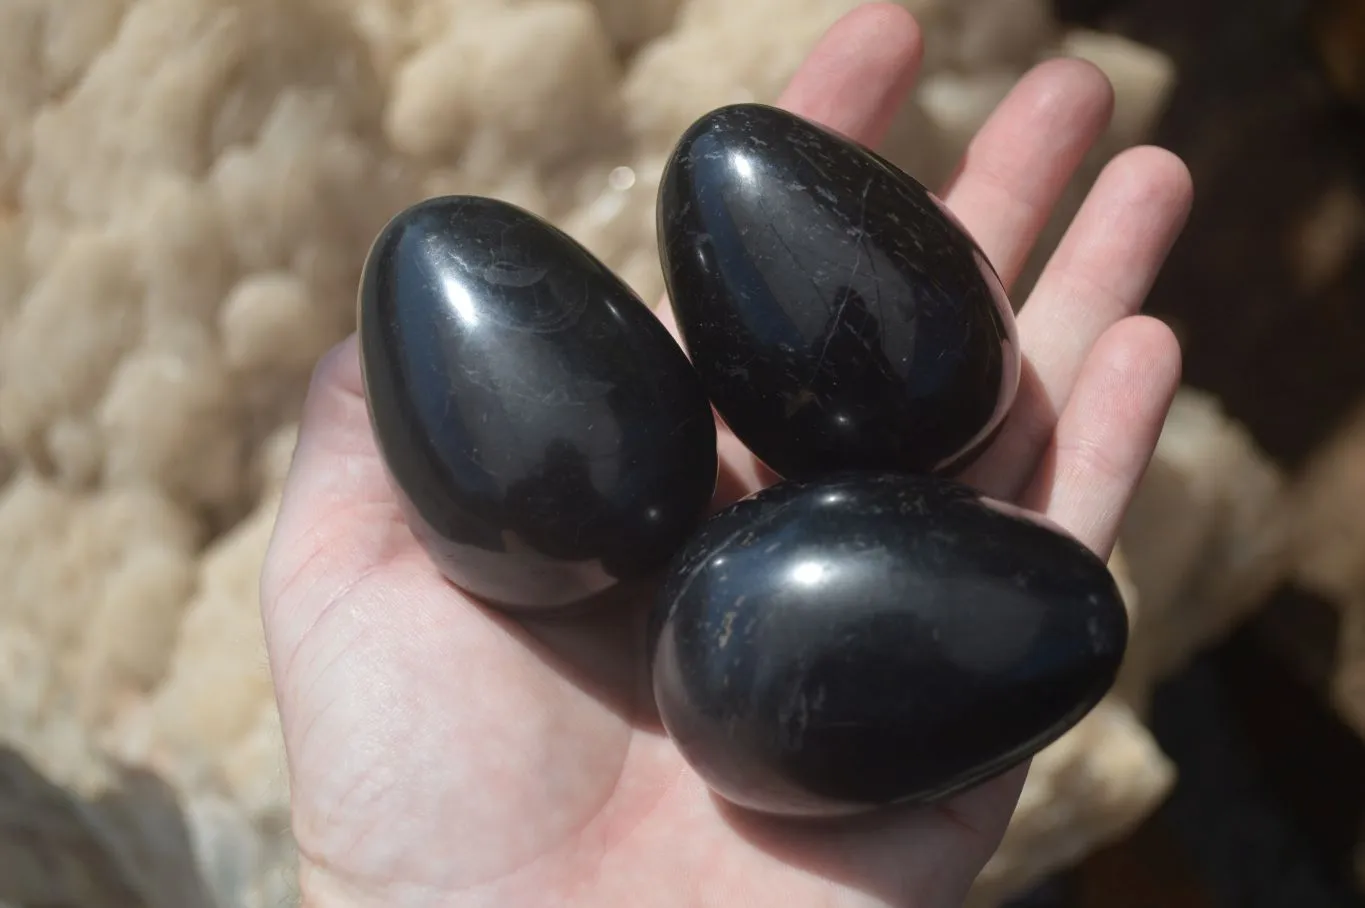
[658,103,1021,481]
[649,472,1127,817]
[359,195,719,612]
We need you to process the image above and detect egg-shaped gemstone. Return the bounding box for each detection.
[657,103,1020,481]
[649,472,1127,817]
[359,195,718,613]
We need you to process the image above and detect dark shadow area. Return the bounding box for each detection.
[1057,0,1365,470]
[0,745,218,908]
[1141,626,1365,908]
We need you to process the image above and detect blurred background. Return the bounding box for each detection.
[1,0,1363,905]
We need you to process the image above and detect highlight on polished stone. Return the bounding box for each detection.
[648,472,1127,818]
[658,102,1021,481]
[358,194,718,613]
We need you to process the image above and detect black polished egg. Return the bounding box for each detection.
[649,472,1127,817]
[658,103,1021,480]
[359,195,718,613]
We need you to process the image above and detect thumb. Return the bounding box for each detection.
[259,334,411,712]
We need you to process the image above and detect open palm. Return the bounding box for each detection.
[260,5,1192,906]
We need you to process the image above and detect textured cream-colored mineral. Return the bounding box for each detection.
[1116,389,1291,708]
[968,697,1176,908]
[0,0,1284,904]
[1279,398,1365,891]
[1288,402,1365,737]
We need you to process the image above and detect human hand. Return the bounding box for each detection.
[260,4,1192,906]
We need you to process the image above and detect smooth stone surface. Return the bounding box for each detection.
[649,472,1127,817]
[658,103,1021,481]
[359,195,718,612]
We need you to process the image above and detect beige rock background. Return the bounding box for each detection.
[0,0,1301,905]
[1287,401,1365,741]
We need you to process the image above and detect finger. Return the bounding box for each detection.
[1018,315,1182,558]
[775,1,923,147]
[962,146,1193,499]
[260,335,397,637]
[939,57,1115,290]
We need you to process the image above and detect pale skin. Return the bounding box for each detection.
[260,4,1194,906]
